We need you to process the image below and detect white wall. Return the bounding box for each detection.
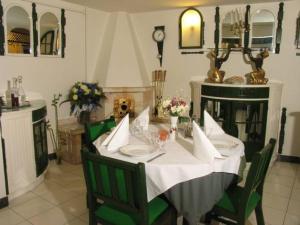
[0,0,87,153]
[86,1,300,156]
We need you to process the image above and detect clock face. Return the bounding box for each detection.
[153,29,165,42]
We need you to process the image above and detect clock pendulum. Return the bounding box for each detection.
[152,26,165,67]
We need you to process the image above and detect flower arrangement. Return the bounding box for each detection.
[162,96,189,117]
[68,82,105,115]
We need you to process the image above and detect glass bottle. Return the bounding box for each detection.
[12,77,19,107]
[18,76,26,105]
[5,80,12,108]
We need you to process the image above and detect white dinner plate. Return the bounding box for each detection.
[210,139,238,149]
[120,145,157,157]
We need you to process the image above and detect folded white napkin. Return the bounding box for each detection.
[193,121,223,163]
[100,114,129,152]
[204,110,225,137]
[132,107,150,131]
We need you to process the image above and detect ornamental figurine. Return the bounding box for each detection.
[207,47,231,83]
[244,48,269,84]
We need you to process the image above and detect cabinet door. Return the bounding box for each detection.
[33,120,48,177]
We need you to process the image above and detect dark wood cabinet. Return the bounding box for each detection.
[191,80,283,163]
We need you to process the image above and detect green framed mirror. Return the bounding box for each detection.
[40,12,60,55]
[0,0,4,55]
[6,5,31,55]
[296,12,300,49]
[251,9,275,51]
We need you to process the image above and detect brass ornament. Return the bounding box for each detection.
[244,49,269,85]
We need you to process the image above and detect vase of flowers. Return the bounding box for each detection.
[64,82,105,124]
[162,97,189,141]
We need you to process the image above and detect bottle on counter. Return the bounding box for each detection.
[18,76,26,106]
[11,77,19,107]
[5,80,12,108]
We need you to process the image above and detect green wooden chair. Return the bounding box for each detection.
[84,116,116,152]
[209,138,276,225]
[81,148,177,225]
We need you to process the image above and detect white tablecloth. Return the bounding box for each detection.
[97,125,244,201]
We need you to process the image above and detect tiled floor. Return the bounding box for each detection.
[0,160,299,225]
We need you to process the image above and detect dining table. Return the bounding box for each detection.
[95,123,245,225]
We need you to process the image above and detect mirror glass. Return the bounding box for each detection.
[40,12,60,55]
[6,6,31,54]
[221,11,242,48]
[251,9,275,50]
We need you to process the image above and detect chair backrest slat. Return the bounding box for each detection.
[240,139,276,214]
[91,162,104,195]
[108,166,120,200]
[81,148,149,219]
[125,170,135,207]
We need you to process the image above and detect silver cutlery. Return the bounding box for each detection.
[146,152,166,163]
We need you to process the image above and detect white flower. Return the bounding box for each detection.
[171,106,178,114]
[162,99,171,108]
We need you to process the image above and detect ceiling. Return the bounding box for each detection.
[62,0,281,13]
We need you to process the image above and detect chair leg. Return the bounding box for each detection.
[183,217,189,225]
[255,203,265,225]
[89,210,97,225]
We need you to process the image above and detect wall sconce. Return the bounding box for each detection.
[179,7,204,49]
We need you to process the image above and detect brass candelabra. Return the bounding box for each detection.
[152,70,166,118]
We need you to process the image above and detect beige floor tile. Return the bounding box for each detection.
[294,175,300,189]
[28,207,74,225]
[270,166,298,178]
[272,162,299,171]
[264,182,293,198]
[29,207,74,225]
[287,200,300,216]
[263,193,290,211]
[32,180,64,196]
[284,214,300,225]
[39,189,78,205]
[64,218,87,225]
[46,173,83,187]
[78,212,88,222]
[291,188,300,202]
[68,168,84,178]
[263,207,286,225]
[11,197,54,219]
[0,208,25,225]
[15,221,33,225]
[55,162,81,173]
[9,192,38,208]
[265,174,295,187]
[63,180,86,195]
[58,195,87,217]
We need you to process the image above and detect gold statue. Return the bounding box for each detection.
[244,49,269,85]
[208,47,231,83]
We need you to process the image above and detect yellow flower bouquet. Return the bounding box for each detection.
[68,82,105,116]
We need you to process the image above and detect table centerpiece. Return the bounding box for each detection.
[162,96,189,141]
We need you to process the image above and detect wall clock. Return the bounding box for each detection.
[152,26,165,67]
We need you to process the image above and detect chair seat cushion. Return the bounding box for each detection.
[215,185,261,218]
[95,197,169,225]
